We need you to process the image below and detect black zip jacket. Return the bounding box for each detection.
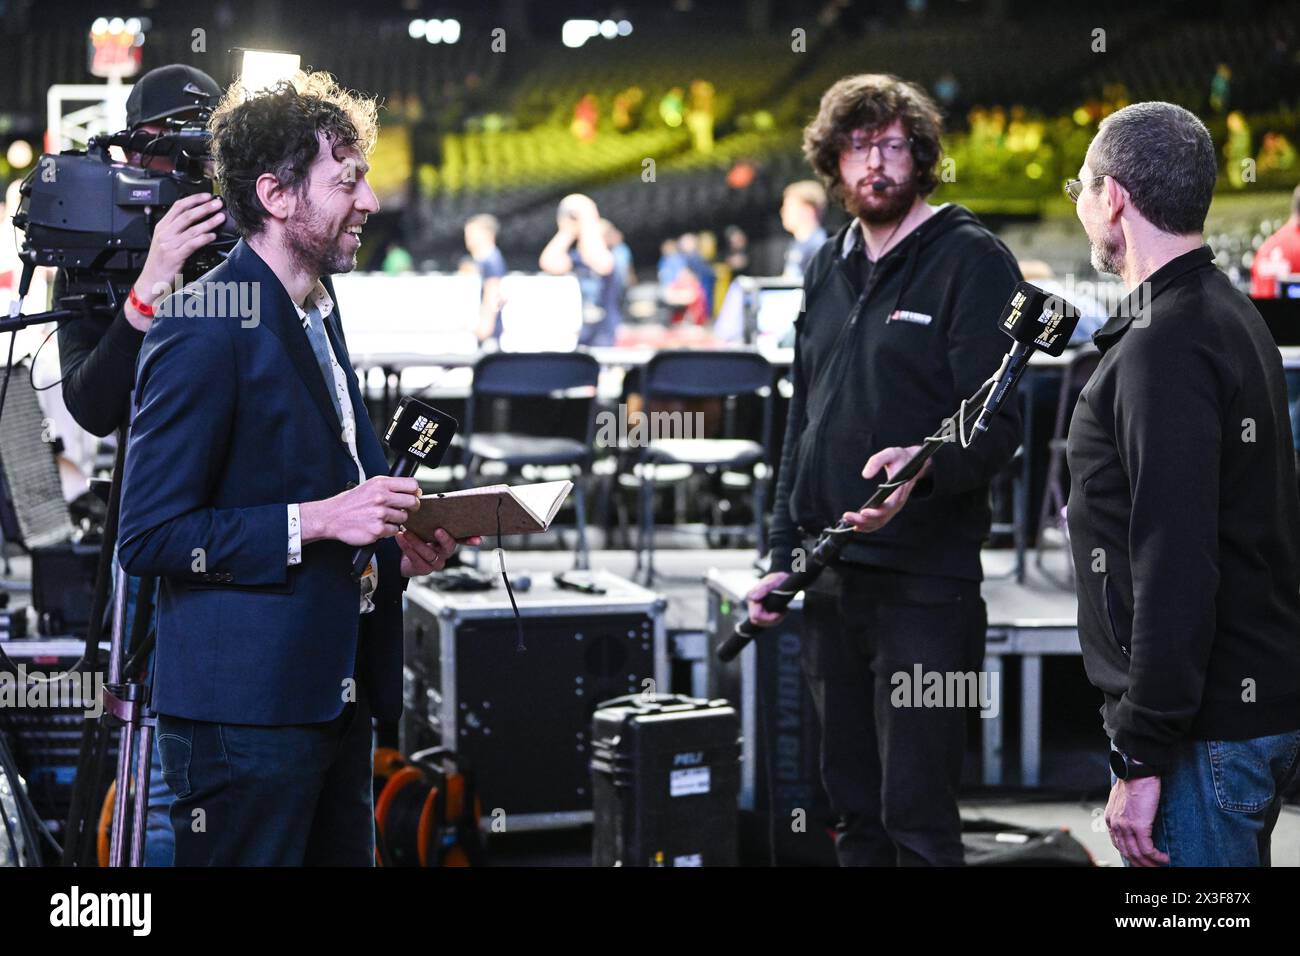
[54,269,146,438]
[52,262,321,438]
[1066,246,1300,770]
[768,204,1023,580]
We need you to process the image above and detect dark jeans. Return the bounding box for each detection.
[802,561,987,866]
[156,680,375,866]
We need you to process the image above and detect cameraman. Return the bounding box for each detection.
[57,64,224,437]
[53,64,222,869]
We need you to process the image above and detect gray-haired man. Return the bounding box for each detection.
[1066,101,1300,866]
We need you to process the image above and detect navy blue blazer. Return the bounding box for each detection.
[118,240,406,725]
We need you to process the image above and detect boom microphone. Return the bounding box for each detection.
[972,282,1079,434]
[716,280,1082,663]
[351,396,459,581]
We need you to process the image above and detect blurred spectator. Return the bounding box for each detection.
[780,180,828,279]
[572,93,599,142]
[603,219,636,288]
[1259,132,1297,177]
[1006,106,1043,153]
[612,86,644,132]
[686,80,716,153]
[697,231,718,263]
[658,238,683,287]
[659,87,686,128]
[1225,111,1252,189]
[700,230,723,314]
[663,265,708,326]
[540,194,622,346]
[1209,63,1232,114]
[656,233,711,325]
[678,232,716,318]
[1250,185,1300,453]
[382,243,413,274]
[465,214,507,343]
[1250,185,1300,298]
[724,225,750,276]
[933,72,960,111]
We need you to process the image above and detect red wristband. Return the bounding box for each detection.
[128,285,156,318]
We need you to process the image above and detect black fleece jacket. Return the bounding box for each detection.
[53,264,327,438]
[53,269,147,438]
[768,203,1023,581]
[1066,245,1300,769]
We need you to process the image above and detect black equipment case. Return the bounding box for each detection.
[591,693,741,867]
[402,570,668,831]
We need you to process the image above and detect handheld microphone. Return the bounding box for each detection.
[972,282,1079,433]
[351,396,459,581]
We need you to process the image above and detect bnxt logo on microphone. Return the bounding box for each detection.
[1001,288,1029,334]
[1032,303,1070,350]
[1001,283,1078,356]
[405,415,442,459]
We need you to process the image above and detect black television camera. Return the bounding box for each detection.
[9,107,237,321]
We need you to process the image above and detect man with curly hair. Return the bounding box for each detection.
[118,72,477,865]
[746,74,1023,865]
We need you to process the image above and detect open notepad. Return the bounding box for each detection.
[403,480,573,541]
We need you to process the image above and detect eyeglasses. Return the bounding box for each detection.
[1065,175,1106,203]
[844,135,913,163]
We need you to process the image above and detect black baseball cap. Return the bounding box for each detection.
[126,64,222,128]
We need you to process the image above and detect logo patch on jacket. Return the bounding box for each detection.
[887,309,932,325]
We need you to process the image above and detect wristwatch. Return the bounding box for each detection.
[1109,748,1160,781]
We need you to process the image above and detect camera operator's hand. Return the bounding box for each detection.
[299,476,423,547]
[126,192,226,332]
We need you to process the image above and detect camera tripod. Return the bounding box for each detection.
[0,264,159,867]
[57,424,160,868]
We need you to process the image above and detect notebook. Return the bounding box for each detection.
[403,480,573,540]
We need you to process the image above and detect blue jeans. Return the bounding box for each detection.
[1134,731,1300,866]
[142,736,174,866]
[156,680,375,866]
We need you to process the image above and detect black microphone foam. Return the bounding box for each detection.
[973,282,1081,433]
[351,396,459,581]
[997,281,1080,357]
[871,180,890,192]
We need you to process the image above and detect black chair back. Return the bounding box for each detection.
[642,350,772,401]
[471,351,600,398]
[463,351,602,462]
[638,349,775,463]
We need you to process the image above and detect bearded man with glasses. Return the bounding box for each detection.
[745,74,1023,866]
